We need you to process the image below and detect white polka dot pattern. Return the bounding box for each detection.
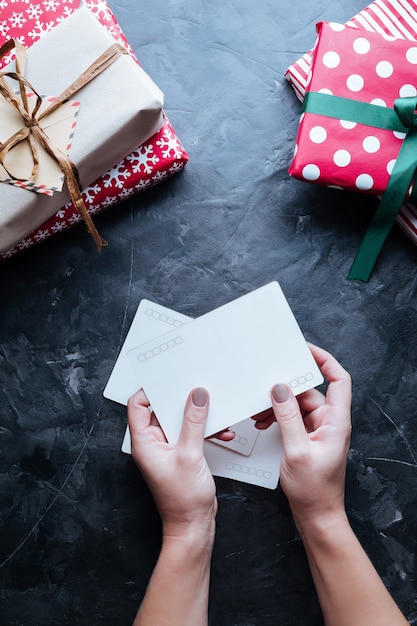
[288,20,417,197]
[333,150,351,167]
[363,136,380,153]
[346,74,365,92]
[406,47,417,64]
[356,174,374,190]
[353,38,371,55]
[309,126,327,143]
[323,51,341,68]
[376,61,394,78]
[340,120,357,130]
[370,98,386,107]
[399,84,417,97]
[302,164,321,180]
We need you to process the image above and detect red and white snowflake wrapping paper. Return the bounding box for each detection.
[289,21,417,199]
[0,0,189,260]
[284,0,417,245]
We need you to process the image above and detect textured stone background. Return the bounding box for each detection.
[1,0,417,624]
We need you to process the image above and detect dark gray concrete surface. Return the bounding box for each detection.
[1,1,417,623]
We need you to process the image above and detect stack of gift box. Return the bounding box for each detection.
[285,0,417,281]
[0,0,189,261]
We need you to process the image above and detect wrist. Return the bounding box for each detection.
[292,508,350,545]
[162,516,216,556]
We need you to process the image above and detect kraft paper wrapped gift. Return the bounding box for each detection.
[288,21,417,281]
[0,0,188,261]
[284,0,417,253]
[0,4,164,253]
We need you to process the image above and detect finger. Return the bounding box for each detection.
[210,429,236,442]
[251,407,275,430]
[178,387,210,453]
[296,387,326,415]
[254,415,275,430]
[270,383,309,456]
[127,388,152,433]
[308,343,352,414]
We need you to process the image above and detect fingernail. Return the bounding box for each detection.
[192,387,208,407]
[271,384,289,404]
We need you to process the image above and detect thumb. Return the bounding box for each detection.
[271,384,309,457]
[177,387,209,452]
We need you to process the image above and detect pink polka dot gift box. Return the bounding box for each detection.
[0,0,188,261]
[288,20,417,280]
[285,0,417,278]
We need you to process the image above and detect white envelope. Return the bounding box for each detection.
[127,282,323,443]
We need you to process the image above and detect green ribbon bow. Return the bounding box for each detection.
[302,92,417,282]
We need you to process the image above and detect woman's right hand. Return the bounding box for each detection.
[253,344,352,530]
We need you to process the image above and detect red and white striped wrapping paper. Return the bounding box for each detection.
[0,0,189,260]
[285,0,417,245]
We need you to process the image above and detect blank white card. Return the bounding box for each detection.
[127,281,323,443]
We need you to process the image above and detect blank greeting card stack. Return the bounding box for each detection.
[104,282,323,489]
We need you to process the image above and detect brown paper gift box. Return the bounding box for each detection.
[0,4,164,253]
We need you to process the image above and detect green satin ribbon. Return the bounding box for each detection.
[302,92,417,282]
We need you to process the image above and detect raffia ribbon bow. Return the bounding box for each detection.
[0,38,129,250]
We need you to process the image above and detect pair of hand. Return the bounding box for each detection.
[128,344,352,533]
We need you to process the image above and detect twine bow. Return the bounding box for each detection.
[302,91,417,281]
[0,37,129,250]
